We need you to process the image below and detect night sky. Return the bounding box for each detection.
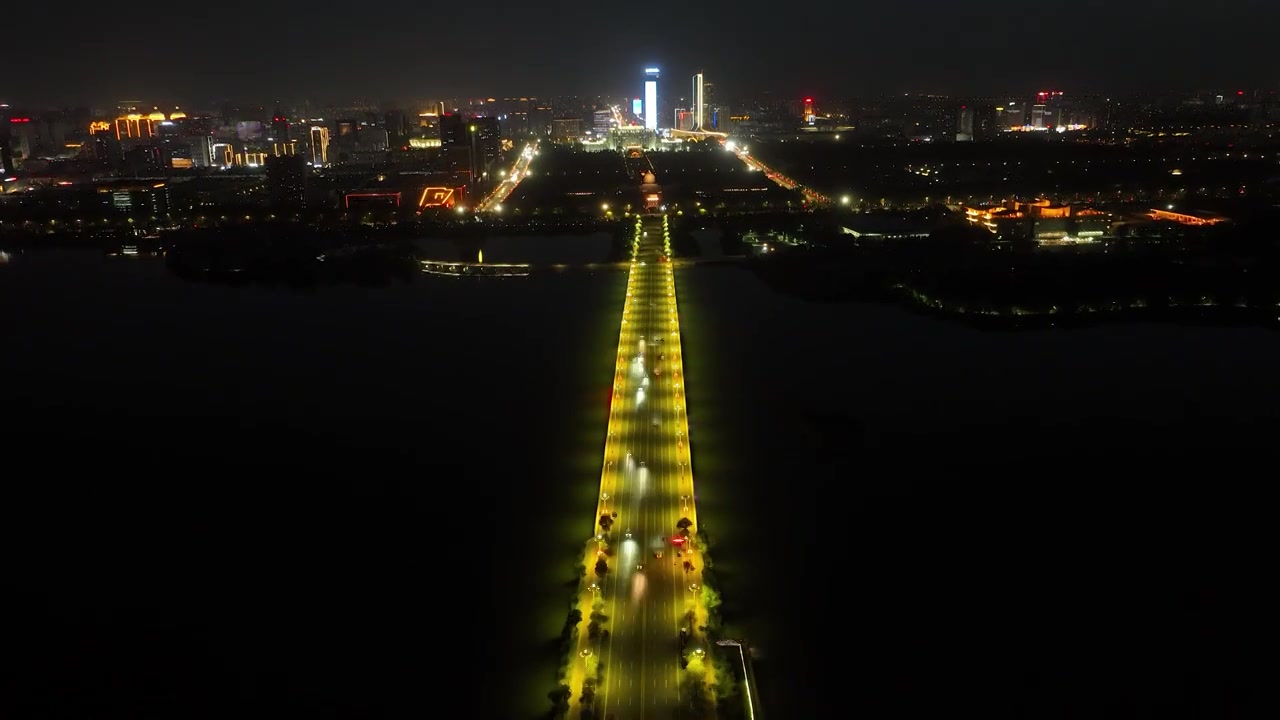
[5,2,1277,104]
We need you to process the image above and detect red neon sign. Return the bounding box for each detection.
[671,536,686,545]
[10,118,30,123]
[417,186,457,208]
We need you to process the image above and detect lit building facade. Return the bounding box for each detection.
[644,67,659,130]
[692,72,705,130]
[593,109,613,136]
[115,112,166,141]
[309,126,329,166]
[551,118,581,142]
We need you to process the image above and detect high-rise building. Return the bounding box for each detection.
[957,106,974,141]
[441,114,500,182]
[691,72,705,130]
[471,116,501,178]
[551,118,580,142]
[0,110,14,175]
[7,116,36,164]
[703,82,717,129]
[188,136,214,168]
[267,154,307,210]
[308,126,329,166]
[1031,104,1047,129]
[270,111,289,143]
[644,67,659,130]
[593,109,613,136]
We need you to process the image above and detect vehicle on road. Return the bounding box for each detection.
[651,418,659,427]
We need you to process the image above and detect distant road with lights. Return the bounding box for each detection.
[727,142,830,207]
[476,142,538,213]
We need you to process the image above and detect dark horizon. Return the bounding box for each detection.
[3,3,1277,105]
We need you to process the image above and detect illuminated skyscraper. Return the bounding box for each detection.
[309,126,329,166]
[643,67,659,131]
[703,81,716,127]
[691,72,705,130]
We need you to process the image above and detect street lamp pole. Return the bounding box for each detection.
[715,638,756,720]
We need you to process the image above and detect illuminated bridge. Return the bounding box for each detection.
[419,260,531,277]
[419,258,740,278]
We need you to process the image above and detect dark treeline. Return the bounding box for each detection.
[164,225,419,289]
[749,212,1280,328]
[0,214,615,250]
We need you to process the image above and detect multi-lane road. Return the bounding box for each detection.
[476,142,537,213]
[575,213,707,719]
[728,142,830,206]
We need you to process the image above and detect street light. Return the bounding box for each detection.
[715,639,756,720]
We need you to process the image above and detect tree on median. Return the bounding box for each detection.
[594,557,608,578]
[599,514,613,532]
[700,584,722,611]
[676,517,693,530]
[546,684,571,719]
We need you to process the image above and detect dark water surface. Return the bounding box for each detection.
[2,250,1272,718]
[1,249,624,718]
[678,263,1274,720]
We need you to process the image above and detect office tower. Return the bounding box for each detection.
[309,126,329,166]
[0,109,13,174]
[692,72,704,130]
[267,154,307,210]
[270,110,289,142]
[593,109,613,136]
[644,67,659,130]
[957,106,974,141]
[703,82,716,128]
